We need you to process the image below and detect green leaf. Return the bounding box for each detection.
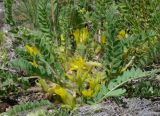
[94,68,157,103]
[105,88,126,97]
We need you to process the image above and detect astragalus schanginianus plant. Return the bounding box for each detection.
[2,0,160,112]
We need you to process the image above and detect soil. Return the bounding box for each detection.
[0,87,46,113]
[1,94,160,115]
[77,97,160,116]
[0,87,160,116]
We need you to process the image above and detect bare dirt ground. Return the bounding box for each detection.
[1,88,160,115]
[77,97,160,116]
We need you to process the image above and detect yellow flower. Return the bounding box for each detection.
[79,8,86,14]
[117,30,126,40]
[69,55,85,71]
[82,73,100,97]
[50,84,67,99]
[60,34,65,41]
[30,60,38,68]
[88,79,97,90]
[82,89,93,97]
[88,73,100,90]
[48,84,76,108]
[73,27,88,45]
[101,34,107,44]
[25,44,40,56]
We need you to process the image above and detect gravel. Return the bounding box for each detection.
[76,97,160,116]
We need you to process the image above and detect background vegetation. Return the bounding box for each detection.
[0,0,160,115]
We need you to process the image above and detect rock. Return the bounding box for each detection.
[0,2,4,29]
[156,75,160,81]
